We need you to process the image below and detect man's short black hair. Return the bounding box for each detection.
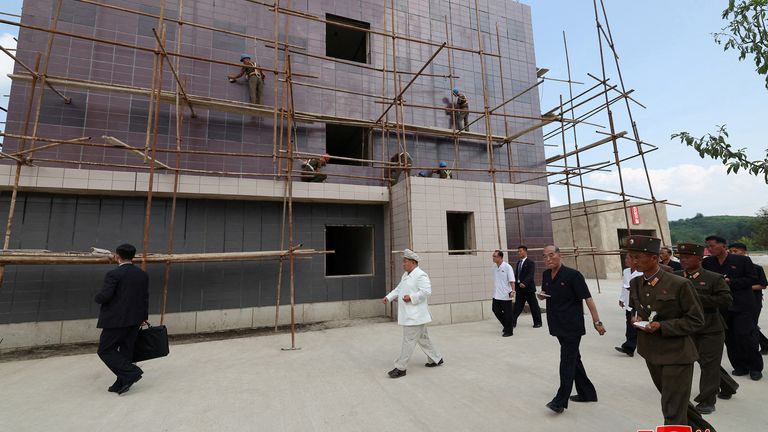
[517,245,528,251]
[116,243,137,260]
[705,235,727,245]
[728,242,748,251]
[660,246,673,254]
[494,249,503,258]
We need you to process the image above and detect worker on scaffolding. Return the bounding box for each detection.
[389,151,412,186]
[451,87,469,131]
[228,53,266,105]
[301,153,331,182]
[418,161,452,179]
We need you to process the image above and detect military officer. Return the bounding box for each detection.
[626,235,711,430]
[674,243,732,415]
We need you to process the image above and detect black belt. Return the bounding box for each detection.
[703,308,719,314]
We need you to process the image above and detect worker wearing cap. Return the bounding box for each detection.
[451,87,469,131]
[418,161,453,179]
[389,151,412,185]
[228,53,265,105]
[300,153,330,183]
[382,249,443,378]
[626,235,709,429]
[674,243,732,415]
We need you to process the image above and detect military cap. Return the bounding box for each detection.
[676,243,705,257]
[403,249,420,262]
[624,235,661,254]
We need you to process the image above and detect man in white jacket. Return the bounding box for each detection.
[382,249,443,378]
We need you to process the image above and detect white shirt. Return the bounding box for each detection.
[493,261,516,300]
[385,266,433,326]
[619,267,643,306]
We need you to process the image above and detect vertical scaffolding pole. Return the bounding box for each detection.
[563,31,601,291]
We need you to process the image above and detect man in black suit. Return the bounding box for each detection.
[95,243,149,395]
[511,245,542,328]
[703,235,762,381]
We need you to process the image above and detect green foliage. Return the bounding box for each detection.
[753,206,768,246]
[669,214,760,246]
[671,2,768,183]
[714,0,768,89]
[671,126,768,183]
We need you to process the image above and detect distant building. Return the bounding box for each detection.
[551,200,671,279]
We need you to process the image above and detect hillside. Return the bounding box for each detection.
[670,214,756,244]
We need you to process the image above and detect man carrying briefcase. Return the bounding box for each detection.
[95,243,149,395]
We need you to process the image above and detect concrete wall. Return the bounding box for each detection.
[0,192,387,325]
[551,200,671,278]
[391,177,548,304]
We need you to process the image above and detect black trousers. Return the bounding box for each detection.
[756,303,768,352]
[621,310,637,352]
[511,287,542,327]
[98,326,143,383]
[492,299,514,334]
[718,366,739,396]
[723,310,763,372]
[551,335,596,408]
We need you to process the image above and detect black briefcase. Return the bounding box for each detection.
[132,323,170,362]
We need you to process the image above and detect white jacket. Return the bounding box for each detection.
[385,266,433,326]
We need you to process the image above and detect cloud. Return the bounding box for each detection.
[556,164,768,220]
[0,33,16,97]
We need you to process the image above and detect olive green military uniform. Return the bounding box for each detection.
[629,267,705,426]
[300,158,327,182]
[674,267,732,406]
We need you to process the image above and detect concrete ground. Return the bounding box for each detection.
[1,278,766,432]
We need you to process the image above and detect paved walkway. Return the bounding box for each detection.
[1,278,765,431]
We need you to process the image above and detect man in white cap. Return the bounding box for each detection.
[382,249,443,378]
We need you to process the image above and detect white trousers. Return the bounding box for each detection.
[394,324,442,370]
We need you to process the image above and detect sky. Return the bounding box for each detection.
[0,1,766,220]
[522,0,768,220]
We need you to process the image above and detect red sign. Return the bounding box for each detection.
[630,206,641,225]
[638,426,710,432]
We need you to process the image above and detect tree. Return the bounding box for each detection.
[671,1,768,183]
[753,205,768,248]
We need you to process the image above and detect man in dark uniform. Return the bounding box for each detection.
[300,153,330,182]
[95,243,149,395]
[728,242,768,355]
[674,243,732,415]
[703,235,762,380]
[538,245,605,414]
[660,246,682,271]
[626,235,711,430]
[511,245,542,328]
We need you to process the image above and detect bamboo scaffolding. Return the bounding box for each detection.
[0,249,329,265]
[0,0,678,349]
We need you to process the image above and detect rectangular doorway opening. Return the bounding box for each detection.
[447,212,476,255]
[326,225,374,276]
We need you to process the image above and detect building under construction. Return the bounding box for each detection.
[0,0,668,349]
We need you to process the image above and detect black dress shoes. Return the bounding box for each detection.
[108,379,122,393]
[533,323,542,328]
[388,368,406,378]
[425,358,444,368]
[695,403,715,414]
[717,391,734,400]
[569,395,598,403]
[545,402,564,414]
[750,370,762,381]
[614,346,634,357]
[731,369,749,376]
[117,375,142,395]
[502,332,513,337]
